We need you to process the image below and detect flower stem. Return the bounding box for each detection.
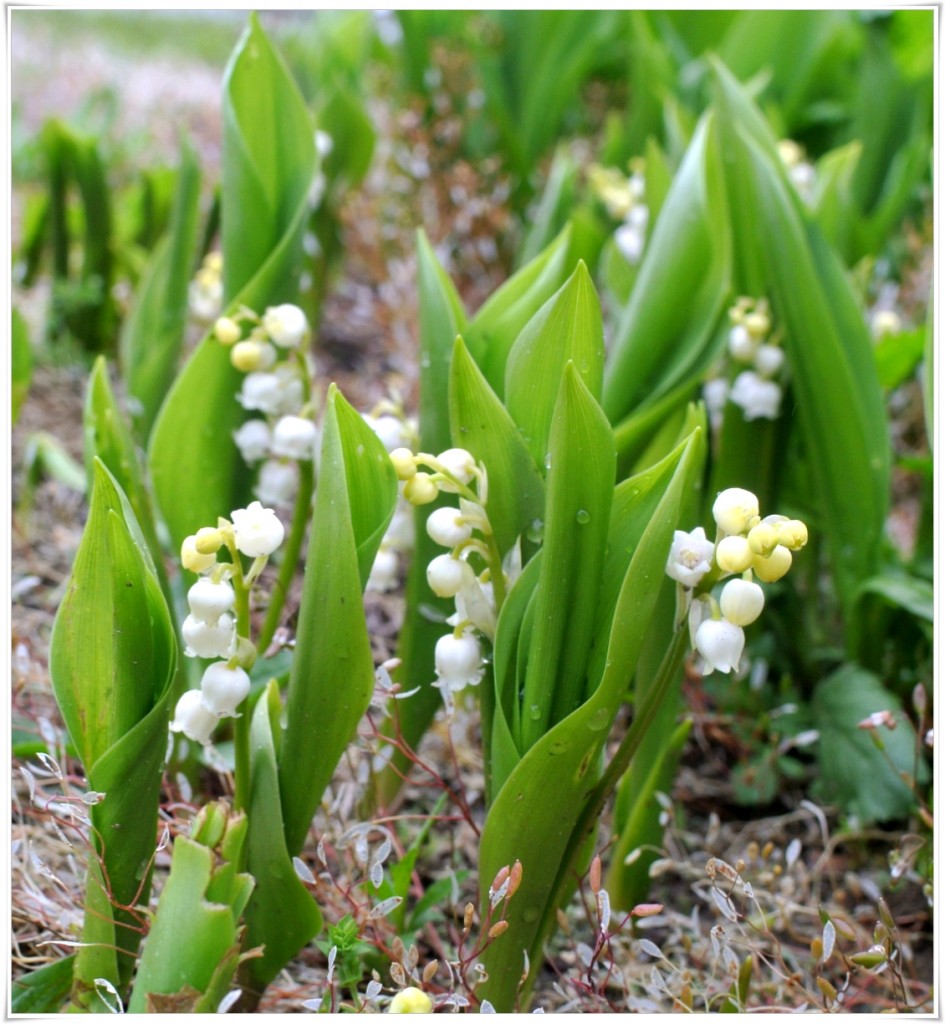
[257,459,315,652]
[232,557,252,814]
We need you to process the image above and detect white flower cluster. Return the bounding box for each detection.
[704,297,786,427]
[777,139,817,205]
[666,487,808,676]
[171,501,285,746]
[362,401,419,594]
[389,444,516,707]
[588,159,649,265]
[187,251,224,323]
[214,303,317,507]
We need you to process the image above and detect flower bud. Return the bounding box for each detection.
[754,344,785,377]
[182,613,236,659]
[427,554,473,598]
[694,619,745,675]
[715,535,754,574]
[255,459,297,507]
[390,448,417,481]
[388,987,433,1014]
[193,526,225,555]
[230,501,285,557]
[271,415,318,460]
[719,578,765,626]
[367,546,399,593]
[182,534,217,574]
[170,690,217,746]
[727,324,757,362]
[213,316,242,346]
[752,544,792,582]
[365,414,409,453]
[777,519,808,550]
[200,661,251,717]
[747,522,779,557]
[744,310,771,339]
[233,419,272,463]
[434,448,477,490]
[403,473,438,506]
[187,578,236,624]
[712,488,760,536]
[262,303,309,348]
[231,339,277,373]
[426,507,473,548]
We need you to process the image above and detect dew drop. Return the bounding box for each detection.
[528,704,542,721]
[587,707,609,731]
[576,509,590,525]
[526,518,544,543]
[543,452,552,470]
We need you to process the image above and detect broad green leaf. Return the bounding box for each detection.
[857,573,933,623]
[243,683,323,999]
[504,262,605,468]
[812,665,927,822]
[49,462,175,1006]
[478,430,701,1009]
[810,141,861,259]
[278,385,396,855]
[378,233,467,806]
[602,115,729,423]
[149,16,316,553]
[465,225,572,395]
[711,61,890,626]
[120,140,201,440]
[12,308,31,423]
[873,326,925,391]
[11,955,75,1013]
[518,366,614,749]
[315,86,375,195]
[449,337,545,559]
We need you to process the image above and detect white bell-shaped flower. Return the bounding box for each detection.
[729,370,782,421]
[703,378,729,429]
[434,631,484,692]
[426,507,473,548]
[233,419,272,463]
[427,554,474,598]
[665,527,715,588]
[271,415,318,460]
[719,578,765,626]
[230,500,285,557]
[170,689,218,745]
[255,459,297,507]
[200,662,251,717]
[187,578,236,625]
[727,324,758,362]
[695,618,745,675]
[712,488,760,537]
[238,372,284,416]
[435,448,477,490]
[262,303,309,349]
[753,344,785,378]
[182,613,236,659]
[384,502,415,550]
[365,413,410,453]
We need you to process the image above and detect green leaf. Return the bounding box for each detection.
[477,430,701,1009]
[518,365,615,749]
[119,139,202,440]
[504,262,605,468]
[278,385,397,855]
[11,956,75,1013]
[48,461,176,1005]
[465,225,572,396]
[873,326,925,390]
[12,308,32,423]
[242,682,323,999]
[449,337,545,559]
[812,664,926,822]
[602,115,729,423]
[711,60,890,627]
[857,573,933,623]
[149,16,316,553]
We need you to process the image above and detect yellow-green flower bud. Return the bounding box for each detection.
[231,340,276,373]
[390,447,417,481]
[747,522,779,557]
[777,519,808,550]
[181,535,217,574]
[752,544,792,582]
[715,535,753,574]
[712,487,760,536]
[194,526,225,555]
[214,317,242,346]
[744,310,771,339]
[403,473,438,506]
[388,987,433,1014]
